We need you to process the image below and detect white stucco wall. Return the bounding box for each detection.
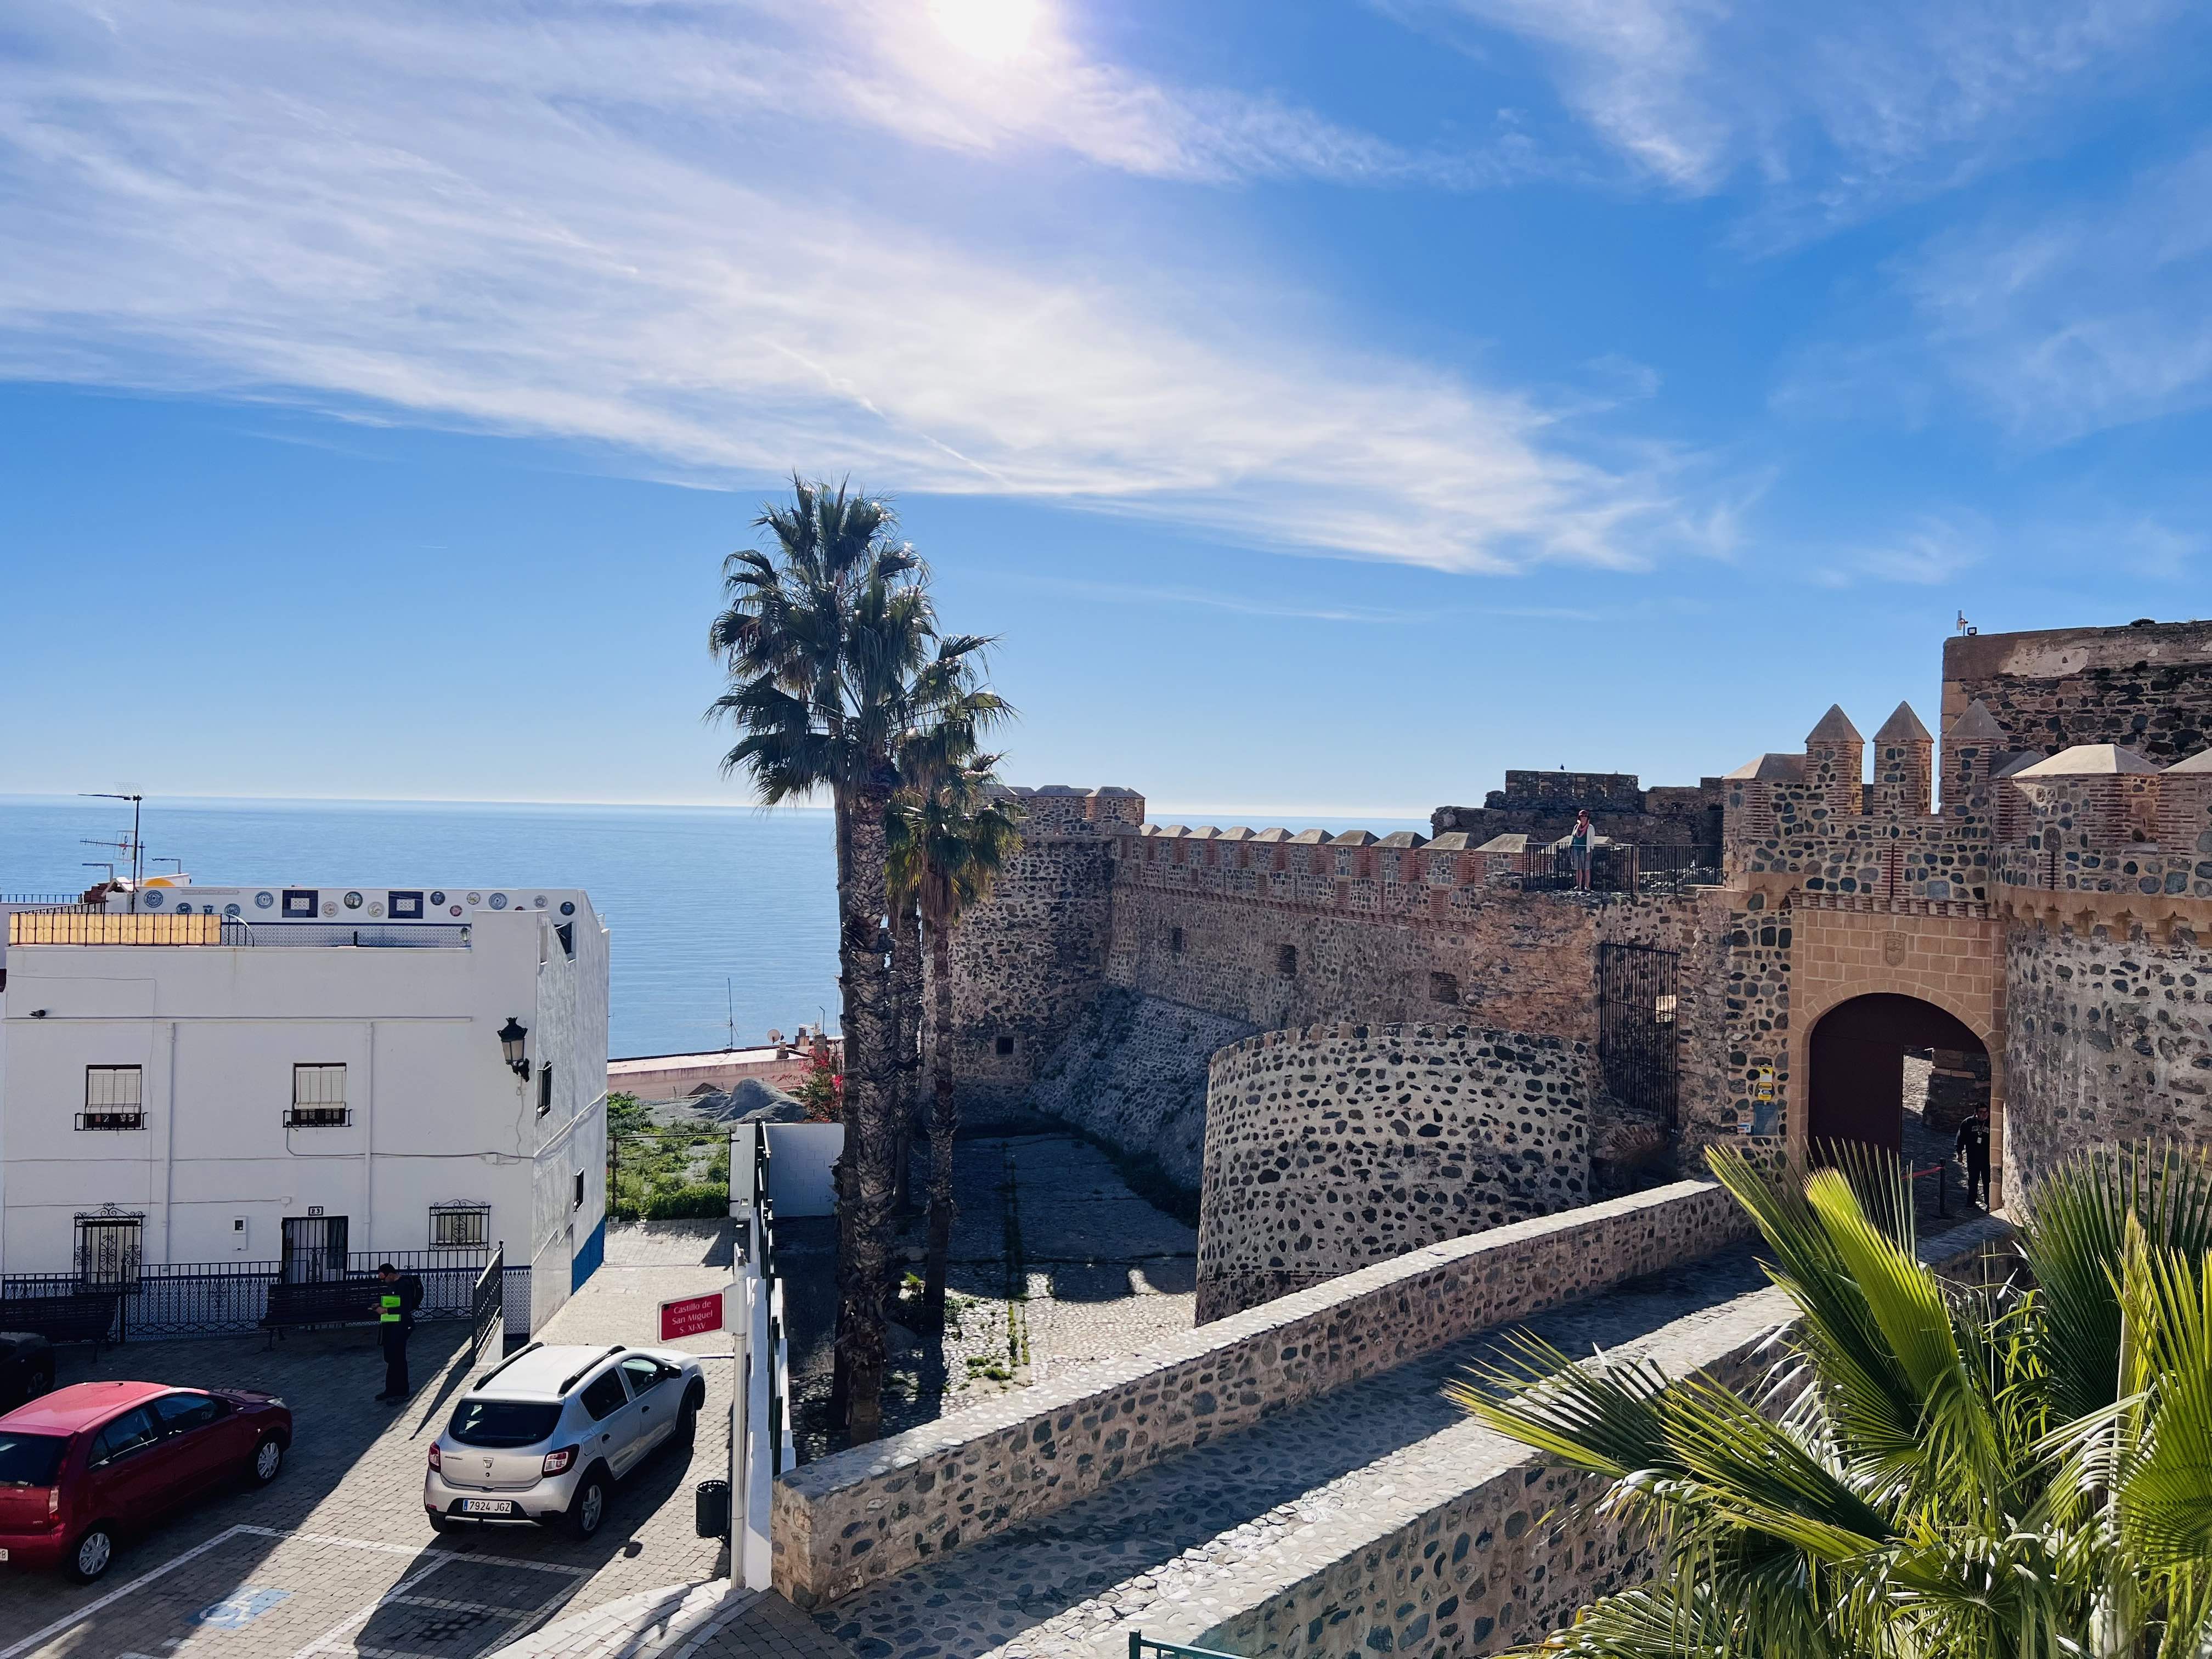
[0,897,610,1335]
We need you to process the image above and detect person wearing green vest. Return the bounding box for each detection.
[375,1263,416,1403]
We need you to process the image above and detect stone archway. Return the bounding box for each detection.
[1806,992,1988,1162]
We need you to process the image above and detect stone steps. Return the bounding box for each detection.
[809,1245,1771,1659]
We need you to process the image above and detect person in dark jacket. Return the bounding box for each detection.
[1955,1104,1992,1210]
[374,1263,421,1402]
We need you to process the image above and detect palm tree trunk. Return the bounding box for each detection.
[890,897,923,1215]
[922,915,958,1328]
[837,780,899,1443]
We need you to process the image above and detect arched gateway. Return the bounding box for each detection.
[1807,992,1989,1160]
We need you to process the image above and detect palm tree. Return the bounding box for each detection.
[1454,1142,2212,1658]
[707,476,989,1442]
[888,761,1024,1328]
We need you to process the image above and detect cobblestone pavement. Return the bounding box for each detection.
[811,1243,1769,1659]
[3,1222,765,1659]
[786,1132,1197,1460]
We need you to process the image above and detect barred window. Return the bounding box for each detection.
[289,1064,349,1127]
[82,1066,144,1130]
[430,1204,490,1248]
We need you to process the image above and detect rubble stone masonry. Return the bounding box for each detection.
[1944,619,2212,763]
[2004,918,2212,1188]
[1195,1022,1594,1320]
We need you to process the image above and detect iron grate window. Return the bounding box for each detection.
[1597,943,1681,1137]
[287,1063,349,1127]
[538,1064,554,1116]
[1277,944,1298,979]
[81,1065,145,1130]
[430,1204,490,1248]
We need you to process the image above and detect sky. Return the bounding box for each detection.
[5,0,2211,819]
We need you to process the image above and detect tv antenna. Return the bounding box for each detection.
[80,793,145,909]
[726,978,736,1052]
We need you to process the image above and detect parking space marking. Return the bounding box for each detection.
[0,1524,259,1659]
[3,1526,597,1659]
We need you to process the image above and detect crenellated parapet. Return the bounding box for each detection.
[1992,743,2212,919]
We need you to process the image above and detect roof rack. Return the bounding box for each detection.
[474,1339,543,1390]
[557,1345,626,1396]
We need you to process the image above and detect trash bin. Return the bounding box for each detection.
[695,1478,730,1540]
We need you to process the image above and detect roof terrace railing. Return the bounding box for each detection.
[8,912,473,948]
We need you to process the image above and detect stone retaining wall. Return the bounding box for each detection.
[1195,1023,1594,1322]
[770,1179,1752,1609]
[1166,1213,2017,1659]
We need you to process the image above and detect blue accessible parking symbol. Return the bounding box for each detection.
[191,1588,292,1629]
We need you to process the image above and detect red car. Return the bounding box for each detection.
[0,1380,291,1582]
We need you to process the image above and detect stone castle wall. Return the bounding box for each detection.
[937,787,1141,1116]
[1195,1022,1594,1321]
[2002,917,2212,1189]
[1105,852,1602,1040]
[1432,769,1722,848]
[1944,618,2212,764]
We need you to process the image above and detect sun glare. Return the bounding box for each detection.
[930,0,1040,63]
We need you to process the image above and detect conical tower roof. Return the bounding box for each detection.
[2163,747,2212,774]
[1945,699,2005,743]
[1807,704,1863,744]
[2012,743,2159,777]
[1874,702,1932,743]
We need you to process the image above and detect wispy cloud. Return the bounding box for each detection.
[1380,0,2185,235]
[996,571,1607,623]
[0,0,1682,574]
[1777,142,2212,444]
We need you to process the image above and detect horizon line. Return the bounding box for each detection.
[1,790,1437,821]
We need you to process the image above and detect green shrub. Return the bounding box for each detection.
[642,1183,730,1221]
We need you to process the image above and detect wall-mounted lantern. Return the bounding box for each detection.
[497,1016,530,1078]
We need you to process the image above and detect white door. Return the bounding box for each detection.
[575,1367,638,1478]
[618,1356,679,1459]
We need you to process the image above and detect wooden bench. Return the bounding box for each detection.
[0,1292,120,1355]
[261,1278,382,1344]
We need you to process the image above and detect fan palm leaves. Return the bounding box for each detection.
[707,476,1001,1442]
[887,758,1024,1328]
[1452,1142,2212,1658]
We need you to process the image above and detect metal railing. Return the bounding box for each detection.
[0,1245,503,1342]
[228,923,473,949]
[468,1245,504,1361]
[1523,842,1722,896]
[74,1110,149,1132]
[283,1105,353,1128]
[1130,1637,1243,1659]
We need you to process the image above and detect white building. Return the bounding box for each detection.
[0,881,608,1333]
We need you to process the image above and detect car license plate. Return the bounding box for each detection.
[0,1548,10,1561]
[460,1499,515,1516]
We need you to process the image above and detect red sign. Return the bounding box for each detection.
[658,1290,725,1342]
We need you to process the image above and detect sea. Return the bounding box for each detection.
[0,796,1428,1057]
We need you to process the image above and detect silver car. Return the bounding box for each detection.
[424,1342,707,1538]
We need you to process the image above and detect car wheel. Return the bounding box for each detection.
[674,1399,698,1452]
[69,1524,116,1583]
[250,1434,285,1486]
[568,1469,609,1540]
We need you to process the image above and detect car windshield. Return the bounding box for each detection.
[0,1432,67,1486]
[448,1400,562,1448]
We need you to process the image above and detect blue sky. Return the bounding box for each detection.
[5,0,2211,819]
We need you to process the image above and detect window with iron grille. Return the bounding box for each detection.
[538,1064,554,1116]
[1277,944,1298,979]
[75,1210,144,1285]
[81,1065,144,1130]
[287,1063,349,1127]
[429,1203,490,1248]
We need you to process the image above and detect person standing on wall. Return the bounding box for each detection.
[1568,809,1594,891]
[1955,1103,1992,1210]
[375,1263,421,1402]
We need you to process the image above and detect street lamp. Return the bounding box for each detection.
[497,1017,530,1077]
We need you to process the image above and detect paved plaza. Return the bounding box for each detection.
[2,1222,780,1659]
[783,1130,1199,1459]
